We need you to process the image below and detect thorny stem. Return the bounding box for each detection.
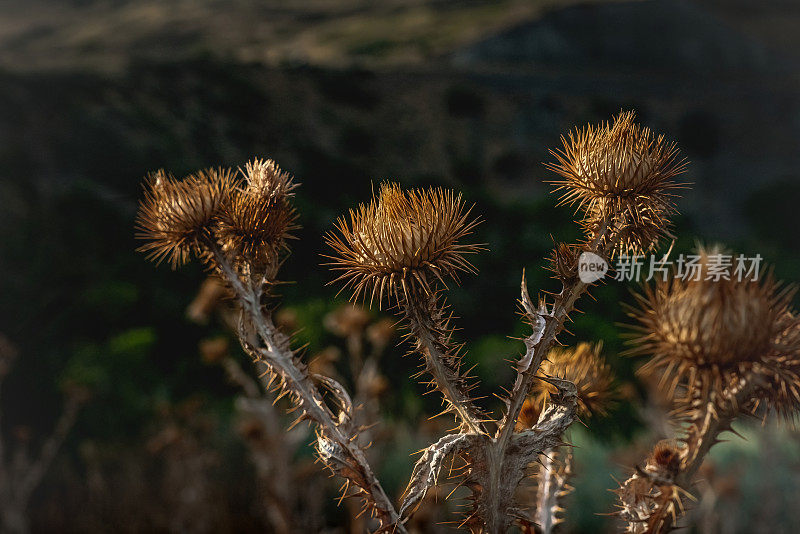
[499,218,612,446]
[207,242,405,531]
[620,376,759,533]
[537,451,556,533]
[658,378,757,533]
[498,278,588,446]
[535,448,569,534]
[479,221,611,533]
[402,289,485,435]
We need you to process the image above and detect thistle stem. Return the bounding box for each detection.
[619,376,758,533]
[402,289,485,435]
[535,448,571,534]
[498,218,612,447]
[207,242,405,531]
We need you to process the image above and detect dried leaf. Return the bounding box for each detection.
[400,433,478,518]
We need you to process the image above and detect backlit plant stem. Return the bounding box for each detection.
[206,241,405,531]
[402,289,485,435]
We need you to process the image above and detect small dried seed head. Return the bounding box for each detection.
[631,246,800,413]
[325,182,481,305]
[136,168,233,268]
[216,159,298,270]
[534,342,615,416]
[547,111,686,256]
[547,242,581,284]
[647,440,683,479]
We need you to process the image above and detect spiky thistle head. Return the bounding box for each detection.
[629,246,800,418]
[216,158,298,271]
[325,182,482,306]
[546,111,687,257]
[136,168,233,268]
[533,342,615,417]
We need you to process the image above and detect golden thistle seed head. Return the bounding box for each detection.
[631,246,800,412]
[547,111,687,256]
[534,342,615,417]
[216,159,298,270]
[325,182,482,305]
[136,168,233,268]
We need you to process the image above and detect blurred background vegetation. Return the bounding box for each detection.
[1,0,800,531]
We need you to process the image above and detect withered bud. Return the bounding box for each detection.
[61,381,92,404]
[547,111,686,256]
[646,440,683,480]
[325,182,482,306]
[534,342,615,417]
[13,426,32,444]
[237,416,267,443]
[136,168,233,268]
[547,242,581,284]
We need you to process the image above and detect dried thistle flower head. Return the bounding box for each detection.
[136,168,233,268]
[547,111,686,256]
[325,182,481,305]
[534,342,615,417]
[216,158,298,270]
[630,246,800,415]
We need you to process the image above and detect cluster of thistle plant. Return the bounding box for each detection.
[136,112,800,533]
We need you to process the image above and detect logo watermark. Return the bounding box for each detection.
[577,253,762,284]
[578,252,609,283]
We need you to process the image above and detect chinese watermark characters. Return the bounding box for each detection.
[613,253,762,283]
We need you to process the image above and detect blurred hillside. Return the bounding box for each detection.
[0,0,611,72]
[1,0,799,239]
[2,0,800,73]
